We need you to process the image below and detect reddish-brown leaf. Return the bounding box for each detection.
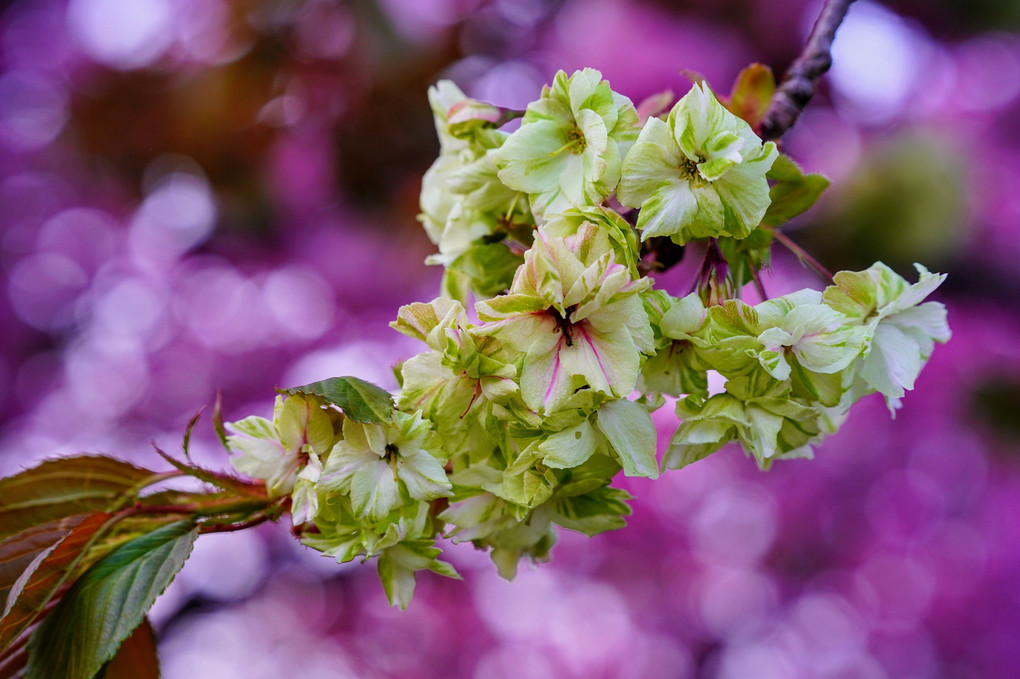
[0,513,117,652]
[0,457,161,541]
[102,618,160,679]
[0,515,92,613]
[727,63,776,127]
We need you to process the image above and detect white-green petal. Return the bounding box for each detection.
[496,119,573,194]
[350,460,403,521]
[795,325,862,374]
[397,451,453,501]
[859,322,922,405]
[634,179,698,240]
[660,293,707,338]
[618,117,682,206]
[564,323,640,399]
[710,142,777,233]
[320,443,380,492]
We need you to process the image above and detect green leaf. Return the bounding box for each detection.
[151,445,266,499]
[282,377,395,424]
[725,63,775,127]
[763,154,830,227]
[100,618,160,679]
[0,457,161,542]
[25,520,198,679]
[0,513,118,654]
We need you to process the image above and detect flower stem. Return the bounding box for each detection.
[771,229,835,283]
[745,252,768,301]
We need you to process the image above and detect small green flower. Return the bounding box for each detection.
[618,82,777,243]
[225,393,337,499]
[495,68,639,219]
[824,262,950,412]
[419,80,530,301]
[319,411,452,522]
[540,205,642,277]
[638,291,711,398]
[752,291,865,382]
[665,374,821,471]
[392,297,531,453]
[302,498,459,609]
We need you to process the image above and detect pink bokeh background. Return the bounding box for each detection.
[1,0,1019,676]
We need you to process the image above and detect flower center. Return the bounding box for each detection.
[549,124,587,156]
[384,443,399,478]
[678,155,708,188]
[549,305,577,346]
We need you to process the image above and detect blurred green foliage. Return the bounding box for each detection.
[799,133,968,277]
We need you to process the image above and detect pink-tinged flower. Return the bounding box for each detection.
[475,224,652,414]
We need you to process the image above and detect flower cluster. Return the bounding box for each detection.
[223,69,950,608]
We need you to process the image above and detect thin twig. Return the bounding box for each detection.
[772,229,834,282]
[759,0,856,140]
[200,512,271,535]
[745,252,768,301]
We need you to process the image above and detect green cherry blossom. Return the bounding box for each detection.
[419,80,530,301]
[666,374,821,471]
[752,291,865,382]
[319,410,452,522]
[475,225,653,414]
[225,393,338,500]
[540,205,642,277]
[618,82,778,243]
[638,291,711,398]
[496,68,639,219]
[824,262,951,412]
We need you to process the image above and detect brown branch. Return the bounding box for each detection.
[758,0,856,141]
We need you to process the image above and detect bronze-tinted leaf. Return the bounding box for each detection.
[0,457,160,541]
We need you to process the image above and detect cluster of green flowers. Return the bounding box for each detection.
[223,69,950,608]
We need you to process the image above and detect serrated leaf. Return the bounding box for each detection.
[25,520,198,679]
[726,63,775,126]
[282,377,395,424]
[765,153,803,182]
[0,513,118,653]
[0,457,160,542]
[101,618,160,679]
[151,446,266,499]
[181,409,203,463]
[763,154,830,227]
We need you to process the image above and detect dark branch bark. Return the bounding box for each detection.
[758,0,856,141]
